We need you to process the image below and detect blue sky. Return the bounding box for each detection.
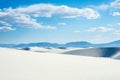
[0,0,120,44]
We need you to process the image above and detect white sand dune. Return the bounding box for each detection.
[23,47,84,53]
[112,52,120,59]
[0,48,120,80]
[62,47,120,58]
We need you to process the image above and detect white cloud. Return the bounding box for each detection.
[0,9,55,29]
[0,20,11,26]
[98,4,110,10]
[107,22,120,27]
[93,4,110,10]
[0,14,56,30]
[92,0,120,14]
[111,0,120,8]
[0,4,100,31]
[113,30,120,35]
[117,22,120,26]
[97,0,120,9]
[74,30,81,33]
[14,4,100,19]
[109,0,120,14]
[58,22,66,26]
[0,20,15,31]
[0,26,15,32]
[87,26,113,32]
[112,12,120,16]
[44,25,57,30]
[106,22,120,35]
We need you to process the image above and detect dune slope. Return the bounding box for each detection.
[0,48,120,80]
[62,47,120,58]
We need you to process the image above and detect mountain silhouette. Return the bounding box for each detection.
[0,40,120,48]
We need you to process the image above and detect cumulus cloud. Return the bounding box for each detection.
[107,22,120,27]
[113,30,120,35]
[74,30,81,33]
[97,0,120,9]
[14,4,100,19]
[92,0,120,16]
[58,22,66,26]
[44,25,57,29]
[0,8,55,29]
[110,0,120,16]
[117,22,120,26]
[0,21,11,26]
[87,26,113,32]
[107,22,120,35]
[93,4,110,10]
[86,24,120,35]
[0,4,100,31]
[0,26,15,32]
[99,4,110,10]
[111,0,120,8]
[0,20,15,31]
[112,12,120,16]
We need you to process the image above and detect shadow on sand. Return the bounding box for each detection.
[62,47,120,58]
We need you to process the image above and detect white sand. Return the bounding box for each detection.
[0,48,120,80]
[28,47,84,53]
[112,52,120,59]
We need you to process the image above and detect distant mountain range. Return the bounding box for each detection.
[1,40,120,48]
